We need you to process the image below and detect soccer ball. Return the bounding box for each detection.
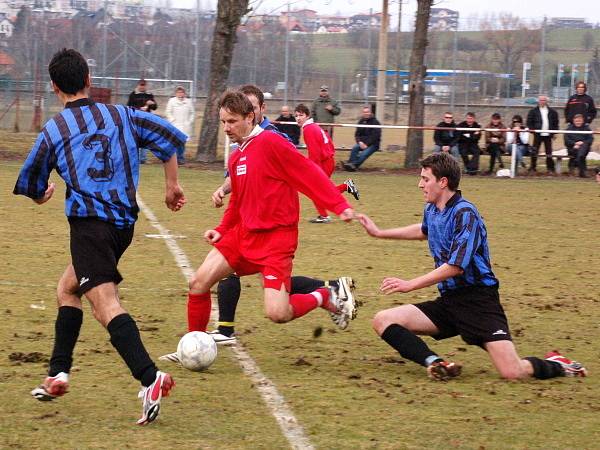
[177,331,217,371]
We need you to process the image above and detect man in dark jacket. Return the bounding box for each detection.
[311,85,341,137]
[274,105,300,145]
[433,112,460,161]
[564,114,593,177]
[343,106,381,171]
[526,95,560,173]
[565,81,596,124]
[127,79,158,112]
[457,112,482,175]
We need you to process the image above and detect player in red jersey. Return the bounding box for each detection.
[184,91,359,341]
[294,103,360,223]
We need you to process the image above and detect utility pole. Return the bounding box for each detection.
[539,16,546,94]
[192,0,200,99]
[375,0,389,121]
[393,0,402,124]
[102,0,108,82]
[364,8,373,103]
[450,27,458,110]
[284,1,290,105]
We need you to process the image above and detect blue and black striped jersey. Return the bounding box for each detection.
[421,191,498,294]
[13,98,186,228]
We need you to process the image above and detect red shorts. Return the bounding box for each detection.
[214,225,298,291]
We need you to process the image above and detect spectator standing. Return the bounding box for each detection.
[526,95,559,174]
[565,81,597,125]
[433,112,460,161]
[484,113,506,174]
[457,112,482,175]
[274,105,301,145]
[343,105,381,171]
[165,86,195,165]
[564,114,593,178]
[127,79,158,164]
[505,115,530,169]
[311,85,341,137]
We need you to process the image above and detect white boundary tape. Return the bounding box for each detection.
[137,195,315,450]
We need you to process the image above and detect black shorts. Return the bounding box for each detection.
[69,217,134,296]
[415,285,511,346]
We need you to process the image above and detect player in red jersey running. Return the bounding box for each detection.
[294,103,359,223]
[179,91,359,347]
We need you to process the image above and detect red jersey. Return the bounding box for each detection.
[215,126,351,234]
[302,119,335,164]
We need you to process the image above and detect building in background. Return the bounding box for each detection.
[429,8,459,31]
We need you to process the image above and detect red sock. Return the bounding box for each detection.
[315,288,334,312]
[337,183,347,193]
[289,293,320,319]
[187,292,211,331]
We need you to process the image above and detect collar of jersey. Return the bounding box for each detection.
[302,117,314,129]
[239,125,264,152]
[65,98,94,109]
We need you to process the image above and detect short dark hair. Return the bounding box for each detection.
[421,152,461,191]
[48,48,89,95]
[294,103,310,116]
[512,114,523,123]
[491,113,501,119]
[218,90,254,117]
[576,81,587,91]
[594,166,600,175]
[239,84,264,106]
[466,112,476,118]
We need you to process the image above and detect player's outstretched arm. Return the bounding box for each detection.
[357,214,425,240]
[33,182,56,205]
[380,263,463,294]
[339,208,355,222]
[163,154,186,211]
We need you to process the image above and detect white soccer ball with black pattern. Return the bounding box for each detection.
[177,331,217,371]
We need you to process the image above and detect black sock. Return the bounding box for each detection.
[217,275,241,336]
[381,324,439,367]
[290,276,326,294]
[107,313,157,387]
[49,306,83,376]
[525,356,565,379]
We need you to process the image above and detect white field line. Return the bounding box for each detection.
[137,195,314,450]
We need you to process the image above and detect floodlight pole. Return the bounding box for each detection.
[102,0,108,83]
[539,16,546,94]
[393,0,403,124]
[364,8,373,103]
[192,0,200,100]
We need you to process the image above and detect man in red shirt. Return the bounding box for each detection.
[187,91,359,334]
[294,103,359,223]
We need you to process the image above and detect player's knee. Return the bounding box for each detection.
[372,310,394,335]
[188,274,208,292]
[266,310,289,323]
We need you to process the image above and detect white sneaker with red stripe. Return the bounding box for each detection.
[137,371,175,425]
[545,351,587,377]
[31,372,69,401]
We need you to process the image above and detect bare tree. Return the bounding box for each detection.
[481,14,540,75]
[196,0,250,162]
[405,0,433,168]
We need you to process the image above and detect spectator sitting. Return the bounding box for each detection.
[274,105,301,145]
[564,113,593,178]
[343,106,381,171]
[484,113,506,174]
[433,112,460,161]
[595,166,600,184]
[457,112,482,175]
[505,115,530,169]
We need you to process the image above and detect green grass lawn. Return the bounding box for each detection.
[1,133,599,449]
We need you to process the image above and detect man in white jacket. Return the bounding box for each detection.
[166,86,195,164]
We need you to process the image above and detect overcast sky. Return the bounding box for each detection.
[178,0,600,29]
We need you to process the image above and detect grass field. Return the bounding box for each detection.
[1,132,599,449]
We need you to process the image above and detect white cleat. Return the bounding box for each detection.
[328,277,359,330]
[208,330,237,345]
[159,352,181,365]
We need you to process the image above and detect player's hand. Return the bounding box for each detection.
[204,229,222,244]
[357,213,380,237]
[212,187,226,208]
[339,208,354,222]
[34,182,55,205]
[165,184,186,211]
[380,277,413,294]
